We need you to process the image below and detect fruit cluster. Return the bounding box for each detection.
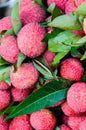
[0,0,86,130]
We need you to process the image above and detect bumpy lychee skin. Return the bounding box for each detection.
[30,109,56,130]
[18,22,46,58]
[65,0,76,14]
[0,16,12,32]
[60,58,84,81]
[0,115,10,130]
[62,115,69,125]
[10,63,39,89]
[20,0,46,25]
[0,35,19,63]
[0,90,10,110]
[60,124,72,130]
[47,0,67,11]
[83,18,86,34]
[61,101,79,116]
[0,81,10,90]
[75,0,86,7]
[72,30,84,36]
[67,82,86,113]
[79,119,86,130]
[11,87,30,102]
[67,115,86,130]
[44,50,56,66]
[9,114,32,130]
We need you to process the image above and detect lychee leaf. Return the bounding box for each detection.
[17,53,26,68]
[11,2,22,35]
[71,47,82,58]
[34,0,44,6]
[6,79,70,119]
[80,51,86,60]
[5,29,15,35]
[76,2,86,16]
[0,56,10,66]
[55,127,60,130]
[48,14,82,30]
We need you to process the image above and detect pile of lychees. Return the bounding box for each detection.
[0,0,86,130]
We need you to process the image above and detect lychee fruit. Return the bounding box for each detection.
[62,114,69,125]
[79,119,86,130]
[60,58,84,81]
[0,90,10,110]
[10,63,39,89]
[72,30,84,36]
[0,16,12,32]
[65,0,76,14]
[67,115,86,130]
[67,82,86,113]
[0,81,10,90]
[11,87,30,102]
[75,0,86,7]
[0,115,10,130]
[0,35,19,63]
[30,109,56,130]
[60,124,72,130]
[83,18,86,34]
[47,0,68,12]
[17,22,47,58]
[19,0,46,25]
[9,114,32,130]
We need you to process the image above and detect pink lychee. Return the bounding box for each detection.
[10,63,39,89]
[30,109,56,130]
[79,119,86,130]
[83,18,86,34]
[67,82,86,113]
[0,115,10,130]
[9,114,32,130]
[17,22,47,58]
[0,35,19,63]
[60,58,84,81]
[60,124,72,130]
[65,0,76,14]
[0,81,10,90]
[62,115,69,125]
[75,0,86,7]
[72,30,84,36]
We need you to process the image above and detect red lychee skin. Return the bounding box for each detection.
[60,124,72,130]
[30,109,56,130]
[83,18,86,34]
[67,82,86,113]
[47,0,68,12]
[79,119,86,130]
[67,115,86,130]
[10,63,39,89]
[0,16,12,32]
[0,81,10,90]
[72,30,85,36]
[60,58,84,81]
[61,101,79,116]
[62,115,69,125]
[44,50,56,66]
[0,90,10,110]
[17,22,47,58]
[0,115,10,130]
[9,114,32,130]
[19,0,46,25]
[11,87,30,102]
[45,16,54,33]
[0,35,19,63]
[75,0,86,7]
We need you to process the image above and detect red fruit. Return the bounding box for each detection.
[20,0,46,25]
[67,82,86,113]
[17,22,47,58]
[30,109,56,130]
[10,63,39,89]
[0,16,12,32]
[0,35,19,63]
[67,115,86,130]
[0,81,10,90]
[9,114,32,130]
[11,87,30,102]
[45,16,54,33]
[0,90,10,110]
[61,101,79,116]
[62,115,69,125]
[75,0,86,7]
[65,0,76,14]
[79,119,86,130]
[60,124,72,130]
[60,58,84,81]
[0,115,9,130]
[83,18,86,34]
[47,0,67,11]
[72,30,84,36]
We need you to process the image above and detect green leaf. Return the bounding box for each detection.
[5,29,15,35]
[71,47,82,58]
[34,0,44,6]
[33,59,53,79]
[55,126,60,130]
[17,53,26,68]
[11,2,22,35]
[47,3,56,13]
[76,2,86,16]
[0,56,10,66]
[52,5,63,19]
[48,14,82,30]
[82,72,86,82]
[6,79,69,119]
[80,51,86,60]
[76,35,86,44]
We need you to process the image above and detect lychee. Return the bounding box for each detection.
[67,82,86,113]
[0,35,19,63]
[0,90,10,110]
[75,0,86,7]
[11,87,30,102]
[79,119,86,130]
[0,115,10,130]
[65,0,76,14]
[60,124,72,130]
[10,63,39,89]
[17,22,47,58]
[19,0,46,25]
[60,58,84,81]
[0,81,10,90]
[30,109,56,130]
[83,18,86,34]
[72,30,84,36]
[9,114,32,130]
[0,16,12,32]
